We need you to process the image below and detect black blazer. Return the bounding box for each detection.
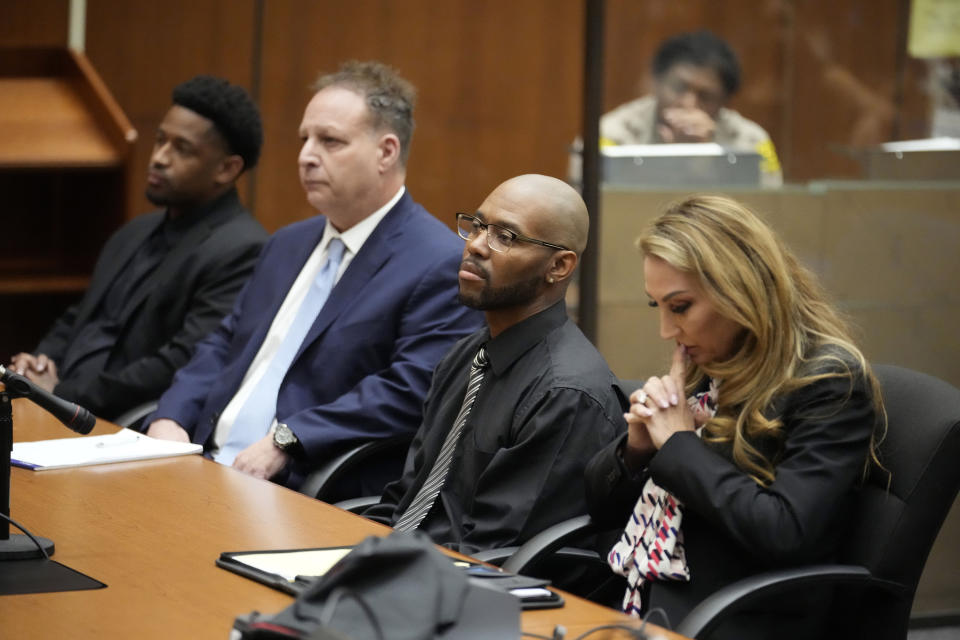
[37,188,267,421]
[585,354,876,640]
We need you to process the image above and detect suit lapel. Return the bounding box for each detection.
[289,200,408,365]
[80,213,164,321]
[121,193,244,317]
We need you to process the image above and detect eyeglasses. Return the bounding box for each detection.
[456,213,570,253]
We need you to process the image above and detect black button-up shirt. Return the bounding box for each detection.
[366,300,625,555]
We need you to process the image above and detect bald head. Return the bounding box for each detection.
[488,174,589,254]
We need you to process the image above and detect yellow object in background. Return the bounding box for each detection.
[909,0,960,58]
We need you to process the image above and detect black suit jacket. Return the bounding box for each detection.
[36,188,267,420]
[585,354,876,639]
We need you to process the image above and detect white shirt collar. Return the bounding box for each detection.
[321,185,405,257]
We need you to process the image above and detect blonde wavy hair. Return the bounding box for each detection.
[638,195,884,485]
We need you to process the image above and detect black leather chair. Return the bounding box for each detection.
[486,365,960,639]
[299,434,413,504]
[113,400,159,430]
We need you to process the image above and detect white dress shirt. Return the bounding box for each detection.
[211,186,405,455]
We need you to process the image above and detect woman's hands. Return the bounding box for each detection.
[623,344,695,465]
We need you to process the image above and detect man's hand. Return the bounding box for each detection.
[232,434,290,481]
[658,107,717,143]
[146,419,191,443]
[9,353,59,392]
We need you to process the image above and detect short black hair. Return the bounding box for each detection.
[652,30,741,97]
[312,60,417,164]
[172,75,263,171]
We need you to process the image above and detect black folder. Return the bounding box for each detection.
[217,545,563,610]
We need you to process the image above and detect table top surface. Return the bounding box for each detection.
[2,400,685,639]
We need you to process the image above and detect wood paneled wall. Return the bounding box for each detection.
[1,0,69,48]
[254,0,583,232]
[5,0,929,230]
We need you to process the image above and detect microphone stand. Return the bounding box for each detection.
[1,389,55,560]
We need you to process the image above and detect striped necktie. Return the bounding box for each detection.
[395,346,489,532]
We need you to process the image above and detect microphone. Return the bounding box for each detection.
[0,365,96,435]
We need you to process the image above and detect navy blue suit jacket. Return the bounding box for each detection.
[152,191,482,491]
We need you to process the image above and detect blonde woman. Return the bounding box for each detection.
[586,195,883,639]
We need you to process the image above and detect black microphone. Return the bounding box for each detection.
[0,365,96,435]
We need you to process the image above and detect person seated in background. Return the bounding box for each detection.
[9,76,268,422]
[586,195,884,639]
[364,174,625,555]
[145,61,481,497]
[572,30,782,187]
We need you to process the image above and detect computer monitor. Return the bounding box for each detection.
[601,143,762,187]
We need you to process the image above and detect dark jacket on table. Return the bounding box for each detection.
[585,351,876,640]
[36,188,266,421]
[366,301,626,555]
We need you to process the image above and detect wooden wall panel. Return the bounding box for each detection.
[254,0,583,232]
[84,0,258,221]
[1,0,69,47]
[787,0,905,180]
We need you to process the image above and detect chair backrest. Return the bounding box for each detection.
[298,434,413,504]
[113,400,159,430]
[836,364,960,637]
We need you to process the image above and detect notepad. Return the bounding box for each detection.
[223,547,355,583]
[217,546,564,609]
[11,428,203,470]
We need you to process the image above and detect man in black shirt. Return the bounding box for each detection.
[8,76,267,421]
[364,174,625,554]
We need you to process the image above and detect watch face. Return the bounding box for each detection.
[275,424,296,448]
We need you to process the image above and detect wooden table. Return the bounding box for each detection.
[2,400,685,639]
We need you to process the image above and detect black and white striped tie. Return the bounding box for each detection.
[395,346,489,532]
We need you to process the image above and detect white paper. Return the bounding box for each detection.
[602,142,728,157]
[232,548,353,581]
[880,137,960,152]
[11,428,202,470]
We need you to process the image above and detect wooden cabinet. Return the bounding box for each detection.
[0,47,136,359]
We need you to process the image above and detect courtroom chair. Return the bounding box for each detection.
[113,400,159,430]
[333,495,380,514]
[299,434,413,504]
[483,365,960,639]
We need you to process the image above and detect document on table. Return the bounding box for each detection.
[11,428,203,470]
[222,547,355,583]
[218,546,563,608]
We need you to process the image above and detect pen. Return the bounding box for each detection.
[95,434,141,448]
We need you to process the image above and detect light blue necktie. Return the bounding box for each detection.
[214,238,346,465]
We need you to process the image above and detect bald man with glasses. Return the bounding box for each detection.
[363,174,625,555]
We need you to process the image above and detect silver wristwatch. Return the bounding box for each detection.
[272,422,300,452]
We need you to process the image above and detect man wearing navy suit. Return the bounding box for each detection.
[146,61,481,495]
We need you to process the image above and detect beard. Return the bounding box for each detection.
[145,183,187,207]
[458,271,544,310]
[144,187,169,207]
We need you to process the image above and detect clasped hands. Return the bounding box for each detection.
[657,107,716,143]
[8,352,59,391]
[622,344,695,467]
